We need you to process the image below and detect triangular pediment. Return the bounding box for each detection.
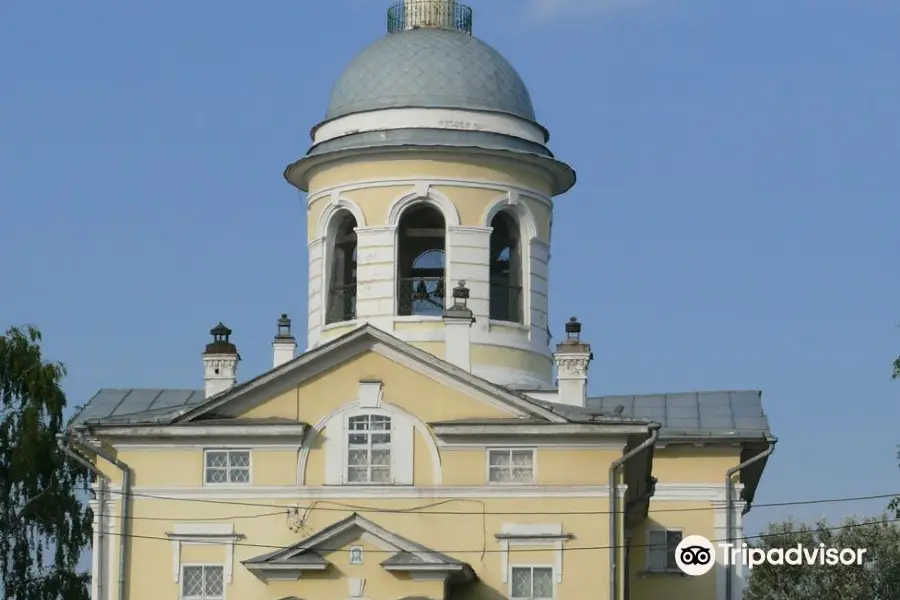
[242,513,472,583]
[174,324,566,424]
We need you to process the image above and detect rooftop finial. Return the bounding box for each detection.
[387,0,473,35]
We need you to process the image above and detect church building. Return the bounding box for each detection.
[64,2,775,599]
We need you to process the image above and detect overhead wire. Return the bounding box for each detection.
[88,487,900,518]
[84,516,900,555]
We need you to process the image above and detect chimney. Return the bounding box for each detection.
[203,322,239,398]
[553,317,593,407]
[273,313,297,368]
[442,281,475,371]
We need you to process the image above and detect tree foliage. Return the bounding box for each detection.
[744,517,900,600]
[0,325,92,600]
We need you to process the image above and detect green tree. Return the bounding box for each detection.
[744,517,900,600]
[0,325,92,600]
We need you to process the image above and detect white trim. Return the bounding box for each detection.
[110,442,302,450]
[118,484,626,500]
[652,483,745,502]
[307,176,553,211]
[486,448,536,485]
[93,425,308,438]
[168,523,241,585]
[497,524,569,584]
[387,184,461,227]
[508,564,556,600]
[484,191,539,241]
[202,449,252,487]
[439,440,625,450]
[432,423,651,436]
[315,193,366,239]
[313,107,547,146]
[297,399,442,486]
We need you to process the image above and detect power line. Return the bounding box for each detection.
[90,487,899,518]
[90,516,900,555]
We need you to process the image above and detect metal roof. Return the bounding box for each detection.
[585,390,770,439]
[325,28,536,122]
[71,388,206,427]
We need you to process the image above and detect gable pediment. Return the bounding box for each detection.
[174,324,565,425]
[242,513,473,583]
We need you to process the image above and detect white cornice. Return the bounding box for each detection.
[307,176,553,209]
[431,423,650,437]
[116,484,627,500]
[312,107,547,146]
[90,424,308,438]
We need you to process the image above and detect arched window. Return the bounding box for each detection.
[397,205,445,316]
[326,212,357,324]
[347,414,391,483]
[489,211,522,322]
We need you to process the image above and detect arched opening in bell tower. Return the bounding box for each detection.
[397,205,446,316]
[489,211,523,323]
[326,211,358,324]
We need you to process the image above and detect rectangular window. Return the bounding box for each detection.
[204,450,250,485]
[647,529,683,571]
[510,566,554,600]
[181,565,224,600]
[488,449,534,483]
[346,414,392,483]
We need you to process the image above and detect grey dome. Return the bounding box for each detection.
[325,28,536,122]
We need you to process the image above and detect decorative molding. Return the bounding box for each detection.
[653,483,745,502]
[316,194,367,238]
[554,356,590,378]
[386,184,461,227]
[496,523,571,584]
[297,399,443,486]
[483,192,539,241]
[93,424,308,439]
[312,107,547,146]
[307,176,553,210]
[118,484,628,501]
[166,523,243,584]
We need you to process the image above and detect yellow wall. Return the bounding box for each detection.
[306,157,554,242]
[88,350,744,600]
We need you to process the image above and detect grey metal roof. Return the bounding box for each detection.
[325,28,536,123]
[585,390,770,439]
[71,389,206,427]
[307,128,552,158]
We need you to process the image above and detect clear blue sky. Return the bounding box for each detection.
[2,0,899,538]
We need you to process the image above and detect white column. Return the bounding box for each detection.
[733,501,746,598]
[445,226,490,330]
[272,339,297,368]
[354,226,397,322]
[307,237,325,347]
[105,498,117,600]
[529,239,551,348]
[443,313,474,370]
[89,483,104,600]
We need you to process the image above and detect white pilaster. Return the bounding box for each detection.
[354,226,397,321]
[713,500,728,600]
[445,226,491,328]
[89,483,104,600]
[529,238,550,348]
[307,237,325,348]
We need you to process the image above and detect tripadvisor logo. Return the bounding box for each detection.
[674,535,868,576]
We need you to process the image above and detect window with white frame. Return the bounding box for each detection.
[204,450,250,485]
[181,565,223,600]
[647,529,683,571]
[488,449,534,483]
[510,566,554,599]
[347,414,391,483]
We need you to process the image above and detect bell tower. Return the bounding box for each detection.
[285,0,575,390]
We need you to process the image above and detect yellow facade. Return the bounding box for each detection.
[69,326,770,600]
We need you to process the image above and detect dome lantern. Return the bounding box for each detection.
[387,0,473,35]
